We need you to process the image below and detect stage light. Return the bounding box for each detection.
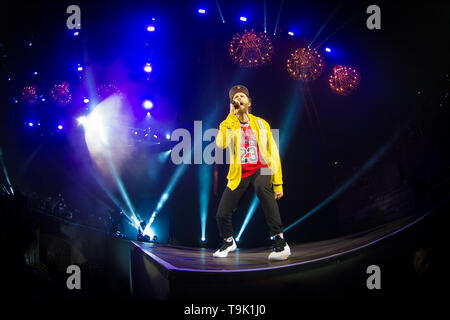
[325,47,331,52]
[142,100,153,110]
[147,25,155,32]
[33,71,38,75]
[83,98,89,103]
[50,82,72,105]
[288,31,294,36]
[21,85,37,105]
[28,122,34,127]
[57,125,63,130]
[76,116,87,126]
[165,133,170,140]
[149,164,188,228]
[198,9,206,14]
[229,30,274,68]
[73,31,79,36]
[77,65,83,71]
[329,65,360,95]
[153,134,158,138]
[143,63,152,73]
[142,224,154,238]
[240,16,247,22]
[201,237,206,242]
[236,196,260,242]
[287,47,325,81]
[158,150,171,162]
[199,164,212,246]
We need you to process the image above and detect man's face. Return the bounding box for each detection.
[232,92,251,112]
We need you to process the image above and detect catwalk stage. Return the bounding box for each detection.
[129,208,442,300]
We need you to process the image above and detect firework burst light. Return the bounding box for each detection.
[21,85,38,105]
[286,47,325,81]
[229,30,273,68]
[50,82,72,105]
[329,65,360,95]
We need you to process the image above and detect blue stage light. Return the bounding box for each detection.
[240,16,247,22]
[83,98,89,103]
[28,122,34,127]
[57,125,63,130]
[236,196,260,242]
[76,116,87,126]
[142,100,153,110]
[165,133,170,140]
[325,47,331,52]
[143,63,152,73]
[142,224,155,238]
[147,25,155,32]
[73,31,79,36]
[288,31,294,36]
[198,9,206,14]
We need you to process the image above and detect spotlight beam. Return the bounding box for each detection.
[0,148,14,195]
[88,168,140,229]
[236,197,259,242]
[314,13,359,50]
[148,163,188,228]
[284,116,414,233]
[264,0,267,33]
[308,3,341,48]
[273,0,284,35]
[215,0,225,23]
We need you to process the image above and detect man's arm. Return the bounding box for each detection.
[216,111,240,149]
[263,119,283,195]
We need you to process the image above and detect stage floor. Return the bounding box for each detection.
[132,215,418,273]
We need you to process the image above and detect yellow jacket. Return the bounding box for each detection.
[216,113,283,193]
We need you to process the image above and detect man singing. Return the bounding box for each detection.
[213,85,290,261]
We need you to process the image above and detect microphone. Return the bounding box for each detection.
[231,100,241,109]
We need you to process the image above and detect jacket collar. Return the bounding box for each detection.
[248,114,260,141]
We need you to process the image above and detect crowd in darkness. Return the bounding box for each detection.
[3,186,128,238]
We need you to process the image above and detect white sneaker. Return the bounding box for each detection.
[213,238,237,258]
[268,235,291,261]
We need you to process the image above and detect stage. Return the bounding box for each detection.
[129,210,440,300]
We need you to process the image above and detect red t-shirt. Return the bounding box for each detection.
[240,122,268,178]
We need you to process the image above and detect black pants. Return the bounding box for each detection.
[216,168,284,239]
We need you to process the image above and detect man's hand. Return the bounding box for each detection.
[229,101,240,115]
[275,191,283,200]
